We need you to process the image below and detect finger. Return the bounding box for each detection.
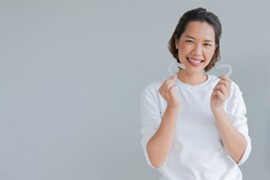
[220,76,230,81]
[220,76,231,86]
[160,75,178,97]
[213,82,224,91]
[170,75,178,80]
[223,80,231,93]
[214,84,228,95]
[219,79,228,87]
[212,90,219,98]
[216,80,227,90]
[218,79,231,93]
[165,82,176,92]
[164,77,176,87]
[165,78,177,89]
[168,84,176,96]
[159,83,166,95]
[219,84,227,95]
[217,90,225,99]
[212,89,225,99]
[160,78,173,93]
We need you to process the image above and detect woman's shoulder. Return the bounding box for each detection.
[142,78,165,91]
[230,79,244,100]
[140,78,166,100]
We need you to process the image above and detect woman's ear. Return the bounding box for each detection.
[175,39,179,49]
[174,35,180,49]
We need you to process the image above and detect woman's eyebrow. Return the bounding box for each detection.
[204,39,214,43]
[185,35,195,39]
[185,35,214,42]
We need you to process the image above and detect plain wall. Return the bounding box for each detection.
[0,1,269,180]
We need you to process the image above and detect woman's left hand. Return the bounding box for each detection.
[210,76,231,111]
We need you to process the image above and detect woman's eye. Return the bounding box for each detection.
[186,40,194,43]
[204,43,212,47]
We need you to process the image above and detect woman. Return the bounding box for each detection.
[140,7,251,180]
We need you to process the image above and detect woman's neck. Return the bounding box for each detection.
[177,70,208,86]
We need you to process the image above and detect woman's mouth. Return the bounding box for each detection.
[187,57,204,67]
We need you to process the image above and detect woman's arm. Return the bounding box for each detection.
[147,105,179,168]
[210,76,248,163]
[212,107,247,163]
[146,75,180,168]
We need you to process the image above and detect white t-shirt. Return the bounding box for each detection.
[140,74,251,180]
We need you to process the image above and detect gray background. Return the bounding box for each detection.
[0,1,269,180]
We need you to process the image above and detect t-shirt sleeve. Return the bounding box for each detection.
[140,84,165,169]
[225,82,252,166]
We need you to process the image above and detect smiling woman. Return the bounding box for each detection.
[140,7,251,180]
[175,21,216,77]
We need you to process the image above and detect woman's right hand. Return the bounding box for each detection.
[158,75,180,108]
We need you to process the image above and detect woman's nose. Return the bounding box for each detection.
[192,44,203,55]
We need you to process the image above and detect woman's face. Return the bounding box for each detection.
[175,21,216,75]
